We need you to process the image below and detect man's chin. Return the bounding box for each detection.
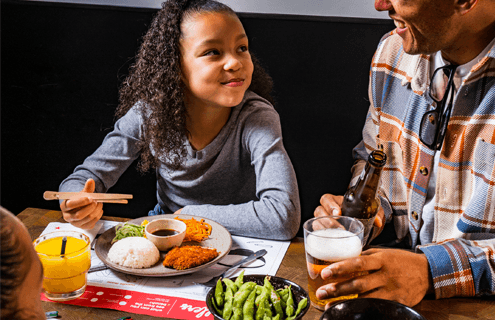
[399,36,434,56]
[401,40,422,56]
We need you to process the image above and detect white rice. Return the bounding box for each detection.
[107,237,160,269]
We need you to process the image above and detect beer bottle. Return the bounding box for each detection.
[341,150,387,244]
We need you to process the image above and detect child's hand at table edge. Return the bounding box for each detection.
[60,178,104,229]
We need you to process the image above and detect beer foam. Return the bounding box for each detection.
[305,228,362,261]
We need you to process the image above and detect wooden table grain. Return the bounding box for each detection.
[18,208,495,320]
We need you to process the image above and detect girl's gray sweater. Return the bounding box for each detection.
[60,91,300,240]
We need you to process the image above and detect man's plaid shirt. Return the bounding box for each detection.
[352,31,495,298]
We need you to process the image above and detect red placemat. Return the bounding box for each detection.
[41,285,213,319]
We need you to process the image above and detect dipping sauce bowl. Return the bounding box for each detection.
[145,218,186,251]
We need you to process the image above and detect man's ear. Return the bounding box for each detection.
[455,0,478,15]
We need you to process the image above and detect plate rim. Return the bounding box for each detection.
[95,214,232,277]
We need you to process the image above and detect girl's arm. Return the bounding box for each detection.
[60,106,144,193]
[59,106,144,227]
[180,106,301,240]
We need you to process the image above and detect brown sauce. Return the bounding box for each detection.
[152,229,179,237]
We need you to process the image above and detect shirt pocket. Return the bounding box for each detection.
[457,138,495,233]
[379,140,405,196]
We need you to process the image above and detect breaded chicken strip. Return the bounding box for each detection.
[163,245,219,270]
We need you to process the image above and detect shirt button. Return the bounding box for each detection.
[411,211,419,220]
[420,166,428,176]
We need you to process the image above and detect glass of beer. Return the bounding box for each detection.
[34,231,91,301]
[303,215,364,310]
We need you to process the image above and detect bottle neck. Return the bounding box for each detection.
[354,162,384,198]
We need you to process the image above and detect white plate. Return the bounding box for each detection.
[95,214,232,277]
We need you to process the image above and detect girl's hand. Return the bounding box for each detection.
[173,208,183,214]
[60,179,103,229]
[314,193,385,228]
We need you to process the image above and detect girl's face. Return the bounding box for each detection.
[180,11,253,109]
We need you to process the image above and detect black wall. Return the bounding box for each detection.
[1,0,394,236]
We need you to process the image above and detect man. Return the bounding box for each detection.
[314,0,495,308]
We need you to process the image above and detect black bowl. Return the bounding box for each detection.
[206,274,309,320]
[320,298,427,320]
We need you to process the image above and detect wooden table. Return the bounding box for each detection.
[19,208,495,320]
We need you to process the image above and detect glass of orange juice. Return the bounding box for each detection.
[34,231,91,301]
[303,216,364,310]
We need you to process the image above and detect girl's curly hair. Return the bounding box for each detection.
[116,0,274,172]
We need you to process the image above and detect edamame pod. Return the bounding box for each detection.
[264,276,275,292]
[215,278,224,307]
[234,270,245,288]
[233,282,256,308]
[285,285,294,316]
[211,297,223,317]
[263,298,272,317]
[270,289,284,319]
[231,307,243,320]
[223,278,238,294]
[277,287,289,301]
[255,294,267,320]
[242,287,256,320]
[286,297,308,320]
[255,286,269,307]
[223,286,234,320]
[256,285,263,295]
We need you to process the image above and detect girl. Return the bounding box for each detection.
[59,0,300,240]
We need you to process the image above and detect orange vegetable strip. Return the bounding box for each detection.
[174,217,212,242]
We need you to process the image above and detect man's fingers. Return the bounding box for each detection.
[314,205,330,217]
[357,287,391,300]
[319,194,343,216]
[312,217,346,231]
[373,207,385,228]
[321,254,383,280]
[374,215,383,228]
[317,269,385,300]
[361,248,383,256]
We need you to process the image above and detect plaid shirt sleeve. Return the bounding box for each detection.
[357,31,495,298]
[418,239,494,298]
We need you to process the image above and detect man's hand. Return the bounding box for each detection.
[314,194,344,217]
[316,248,433,308]
[314,193,385,228]
[60,178,104,229]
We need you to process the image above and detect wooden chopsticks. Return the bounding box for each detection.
[43,191,133,204]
